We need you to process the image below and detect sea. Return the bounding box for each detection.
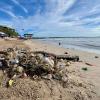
[37,37,100,54]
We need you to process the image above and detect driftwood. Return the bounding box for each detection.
[32,51,79,62]
[0,50,79,62]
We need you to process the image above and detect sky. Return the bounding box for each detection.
[0,0,100,37]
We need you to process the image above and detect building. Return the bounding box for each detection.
[0,32,7,38]
[24,33,33,39]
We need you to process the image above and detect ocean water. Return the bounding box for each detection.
[37,37,100,54]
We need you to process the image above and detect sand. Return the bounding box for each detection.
[24,39,100,99]
[0,38,100,100]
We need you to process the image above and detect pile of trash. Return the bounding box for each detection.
[0,47,79,87]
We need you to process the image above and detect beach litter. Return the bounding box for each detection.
[95,56,99,58]
[0,48,80,86]
[64,51,68,54]
[0,61,2,67]
[7,79,14,87]
[85,63,93,66]
[82,67,88,71]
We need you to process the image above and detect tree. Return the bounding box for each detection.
[0,25,19,37]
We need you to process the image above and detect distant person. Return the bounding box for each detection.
[59,42,61,46]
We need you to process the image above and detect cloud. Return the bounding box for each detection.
[0,8,16,18]
[11,0,100,36]
[1,0,100,36]
[11,0,28,13]
[55,0,77,15]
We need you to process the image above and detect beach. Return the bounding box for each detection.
[0,38,100,100]
[25,39,100,97]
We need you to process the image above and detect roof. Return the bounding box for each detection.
[0,32,6,35]
[24,34,33,35]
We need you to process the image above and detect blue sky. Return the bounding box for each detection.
[0,0,100,37]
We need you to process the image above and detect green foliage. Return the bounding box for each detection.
[0,25,19,37]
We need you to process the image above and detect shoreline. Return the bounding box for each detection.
[36,38,100,54]
[24,39,100,57]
